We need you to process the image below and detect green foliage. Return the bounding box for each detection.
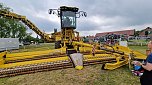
[0,3,27,41]
[98,37,105,42]
[134,30,140,37]
[23,34,44,43]
[23,35,35,42]
[0,3,12,11]
[145,31,148,36]
[82,37,89,43]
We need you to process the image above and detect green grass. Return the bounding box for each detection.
[0,44,145,85]
[129,45,147,54]
[128,39,148,43]
[11,43,55,53]
[0,65,140,85]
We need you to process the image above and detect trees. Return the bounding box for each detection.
[23,34,45,43]
[0,3,27,41]
[134,30,140,37]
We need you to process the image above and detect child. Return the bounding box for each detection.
[131,61,144,76]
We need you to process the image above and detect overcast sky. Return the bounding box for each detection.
[1,0,152,37]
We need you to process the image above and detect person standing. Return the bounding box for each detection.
[132,41,152,85]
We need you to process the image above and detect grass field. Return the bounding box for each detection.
[129,45,147,54]
[0,44,147,85]
[13,43,55,53]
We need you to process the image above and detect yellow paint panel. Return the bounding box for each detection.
[0,53,116,69]
[6,48,66,61]
[0,51,7,59]
[0,57,69,68]
[104,60,128,70]
[113,46,131,55]
[83,54,116,61]
[133,51,146,60]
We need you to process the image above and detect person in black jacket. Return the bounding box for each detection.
[132,41,152,85]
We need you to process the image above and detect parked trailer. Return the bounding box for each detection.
[0,38,19,51]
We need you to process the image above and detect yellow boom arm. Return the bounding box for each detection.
[0,10,54,42]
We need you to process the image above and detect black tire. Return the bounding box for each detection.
[55,41,61,49]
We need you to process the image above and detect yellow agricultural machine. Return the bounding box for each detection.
[0,6,146,78]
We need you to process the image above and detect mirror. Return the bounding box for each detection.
[84,12,87,17]
[48,9,52,14]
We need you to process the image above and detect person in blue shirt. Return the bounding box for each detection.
[132,41,152,85]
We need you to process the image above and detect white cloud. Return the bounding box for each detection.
[1,0,152,37]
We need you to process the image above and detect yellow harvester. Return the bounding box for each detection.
[0,6,146,78]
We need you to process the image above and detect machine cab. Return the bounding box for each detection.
[60,6,78,29]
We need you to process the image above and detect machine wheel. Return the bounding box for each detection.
[55,41,61,49]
